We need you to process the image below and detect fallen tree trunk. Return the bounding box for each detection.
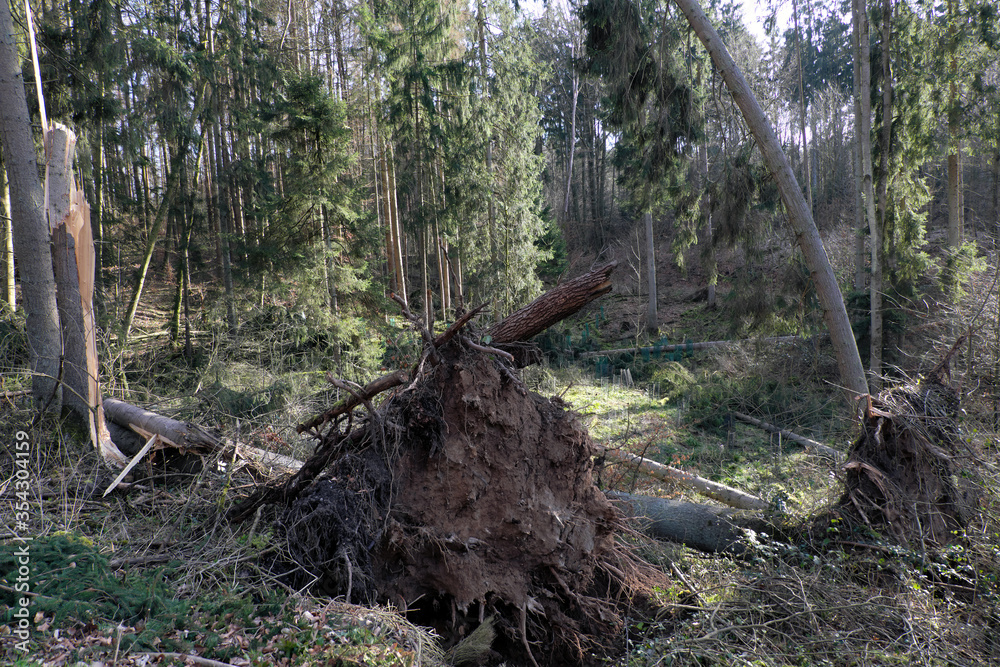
[601,447,769,511]
[732,411,843,461]
[487,261,617,346]
[578,335,803,359]
[607,490,748,555]
[103,397,221,453]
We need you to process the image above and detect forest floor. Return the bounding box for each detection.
[3,219,1000,666]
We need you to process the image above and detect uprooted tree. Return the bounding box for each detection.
[230,262,672,665]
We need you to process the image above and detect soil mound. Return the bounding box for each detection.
[273,342,660,665]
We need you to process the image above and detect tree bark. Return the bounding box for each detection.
[946,0,962,254]
[563,44,579,224]
[873,0,893,392]
[487,261,617,345]
[671,0,868,398]
[0,0,61,405]
[792,0,813,215]
[607,491,747,555]
[48,126,89,419]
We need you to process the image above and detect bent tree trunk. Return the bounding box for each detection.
[671,0,868,398]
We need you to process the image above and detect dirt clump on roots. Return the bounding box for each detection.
[273,341,663,665]
[834,377,982,547]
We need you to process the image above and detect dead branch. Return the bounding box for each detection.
[578,335,803,359]
[732,411,844,461]
[600,446,769,511]
[434,303,487,347]
[296,369,409,435]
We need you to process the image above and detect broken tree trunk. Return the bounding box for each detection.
[103,397,221,453]
[47,123,125,466]
[732,411,844,461]
[601,447,769,511]
[607,490,748,555]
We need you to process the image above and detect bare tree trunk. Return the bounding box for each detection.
[700,141,716,308]
[792,0,813,214]
[607,491,747,555]
[0,0,61,405]
[1,148,14,310]
[671,0,868,397]
[487,261,617,346]
[946,0,962,256]
[851,0,866,292]
[563,46,579,224]
[602,448,768,510]
[47,123,125,464]
[644,210,657,333]
[873,0,893,392]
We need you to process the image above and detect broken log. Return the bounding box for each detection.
[487,261,617,345]
[607,490,748,555]
[103,397,221,453]
[600,447,769,511]
[732,411,844,461]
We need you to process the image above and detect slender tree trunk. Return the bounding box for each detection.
[92,108,104,291]
[946,0,962,255]
[644,209,657,333]
[477,0,496,239]
[852,0,867,292]
[700,143,716,308]
[1,147,14,310]
[123,85,209,342]
[873,0,893,391]
[0,0,61,405]
[388,147,405,304]
[671,0,869,397]
[792,0,813,214]
[208,115,235,331]
[563,45,579,224]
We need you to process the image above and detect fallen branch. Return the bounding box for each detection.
[600,447,769,511]
[296,369,409,435]
[578,335,803,359]
[732,411,844,461]
[136,653,237,667]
